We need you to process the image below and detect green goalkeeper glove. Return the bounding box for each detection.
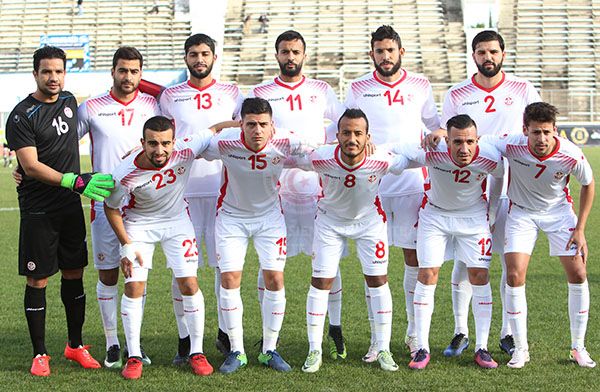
[60,172,115,202]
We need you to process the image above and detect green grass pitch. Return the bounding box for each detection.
[0,149,599,391]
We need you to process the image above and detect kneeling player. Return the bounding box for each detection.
[402,115,503,370]
[105,116,216,379]
[299,109,413,373]
[483,102,595,368]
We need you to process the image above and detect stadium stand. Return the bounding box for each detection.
[0,0,191,71]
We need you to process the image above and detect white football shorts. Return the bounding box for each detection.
[215,209,287,273]
[312,214,389,278]
[381,193,422,249]
[417,204,492,269]
[91,208,121,270]
[186,196,218,267]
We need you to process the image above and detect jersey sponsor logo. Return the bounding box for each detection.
[504,97,514,106]
[174,97,192,103]
[177,166,186,175]
[433,166,451,174]
[554,171,565,180]
[227,154,246,160]
[64,107,73,118]
[512,158,530,167]
[363,93,381,98]
[27,261,36,271]
[461,100,479,106]
[25,104,37,115]
[133,179,153,191]
[266,96,285,102]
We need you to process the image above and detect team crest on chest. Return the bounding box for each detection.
[272,156,281,165]
[177,166,186,175]
[64,107,73,118]
[476,173,486,181]
[504,97,513,106]
[309,95,318,103]
[554,171,565,180]
[407,93,414,102]
[368,174,377,183]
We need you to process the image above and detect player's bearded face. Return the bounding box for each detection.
[142,129,175,168]
[33,59,65,99]
[371,39,403,78]
[448,126,478,165]
[241,113,274,151]
[185,44,215,80]
[337,117,369,161]
[473,41,505,78]
[276,39,306,78]
[476,58,503,78]
[112,59,142,95]
[525,121,557,157]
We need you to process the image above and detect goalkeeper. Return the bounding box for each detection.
[5,46,115,377]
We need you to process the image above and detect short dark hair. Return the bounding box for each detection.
[33,46,66,72]
[370,25,401,49]
[143,115,174,139]
[523,102,558,127]
[275,30,306,52]
[184,33,216,55]
[241,97,272,118]
[112,46,143,69]
[337,108,369,132]
[471,30,505,52]
[446,114,477,135]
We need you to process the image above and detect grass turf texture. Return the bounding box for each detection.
[0,150,599,391]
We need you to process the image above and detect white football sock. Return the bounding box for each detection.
[183,290,205,354]
[220,286,244,354]
[506,284,528,351]
[369,283,393,352]
[414,281,436,352]
[121,295,143,358]
[96,280,119,349]
[364,281,375,345]
[499,254,512,338]
[471,283,492,351]
[262,288,286,353]
[257,268,265,305]
[307,285,329,352]
[451,260,471,336]
[171,277,189,339]
[403,265,418,337]
[328,269,342,326]
[214,268,226,332]
[568,280,589,350]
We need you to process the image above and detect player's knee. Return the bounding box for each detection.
[506,271,525,287]
[177,277,199,295]
[364,275,387,287]
[98,268,119,286]
[26,276,49,288]
[263,271,284,291]
[61,268,84,280]
[467,268,489,285]
[417,268,438,285]
[311,277,334,290]
[124,281,145,298]
[221,271,241,289]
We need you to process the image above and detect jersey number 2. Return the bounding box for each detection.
[484,95,496,113]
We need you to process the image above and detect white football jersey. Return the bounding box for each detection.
[248,76,344,197]
[441,72,541,136]
[483,134,593,212]
[344,70,441,197]
[105,129,214,229]
[393,141,503,216]
[202,127,314,219]
[301,144,409,222]
[78,90,160,214]
[159,80,243,197]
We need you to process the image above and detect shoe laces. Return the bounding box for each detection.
[449,333,466,349]
[476,349,493,362]
[127,357,142,367]
[414,349,429,362]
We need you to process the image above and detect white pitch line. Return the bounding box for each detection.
[0,205,90,212]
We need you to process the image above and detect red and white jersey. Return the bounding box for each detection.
[78,90,160,214]
[483,134,593,213]
[202,127,315,219]
[248,76,344,198]
[344,70,441,197]
[105,129,214,229]
[159,80,243,197]
[394,141,503,216]
[300,145,409,222]
[441,72,540,136]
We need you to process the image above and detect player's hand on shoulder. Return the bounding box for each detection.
[121,146,142,159]
[60,172,115,202]
[365,140,376,156]
[422,128,447,150]
[208,120,239,134]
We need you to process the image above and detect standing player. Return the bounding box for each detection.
[6,46,113,376]
[202,97,315,374]
[159,33,243,363]
[435,30,541,357]
[248,30,347,359]
[482,103,595,368]
[104,116,217,379]
[403,115,503,370]
[300,109,408,373]
[342,25,440,359]
[78,46,160,368]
